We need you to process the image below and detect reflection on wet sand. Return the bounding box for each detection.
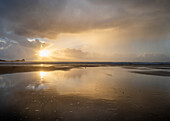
[40,71,46,80]
[0,67,170,121]
[130,71,170,77]
[124,65,170,77]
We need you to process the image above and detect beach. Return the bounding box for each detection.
[0,63,170,121]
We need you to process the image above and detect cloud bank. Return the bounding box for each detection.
[0,0,170,39]
[0,0,170,61]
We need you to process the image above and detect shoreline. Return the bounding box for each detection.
[1,62,170,65]
[0,64,170,76]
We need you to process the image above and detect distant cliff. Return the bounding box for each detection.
[0,59,25,62]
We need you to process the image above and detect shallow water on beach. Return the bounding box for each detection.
[0,66,170,121]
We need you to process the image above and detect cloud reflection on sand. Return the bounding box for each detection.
[0,67,170,121]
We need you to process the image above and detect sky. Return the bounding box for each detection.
[0,0,170,61]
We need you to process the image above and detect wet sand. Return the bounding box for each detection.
[0,64,103,75]
[0,64,170,121]
[1,90,169,121]
[124,65,170,77]
[130,71,170,77]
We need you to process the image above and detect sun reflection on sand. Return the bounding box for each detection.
[40,71,46,80]
[33,68,132,100]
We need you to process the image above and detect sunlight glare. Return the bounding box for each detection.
[40,71,46,79]
[39,50,49,57]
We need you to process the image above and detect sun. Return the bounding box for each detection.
[39,50,49,57]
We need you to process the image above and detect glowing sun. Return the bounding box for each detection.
[39,50,49,57]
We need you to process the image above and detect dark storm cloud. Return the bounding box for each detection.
[88,0,170,10]
[88,0,170,38]
[0,0,170,39]
[0,0,67,39]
